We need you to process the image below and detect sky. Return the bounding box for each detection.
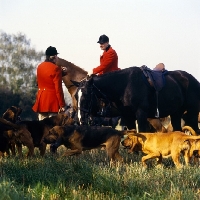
[1,0,200,80]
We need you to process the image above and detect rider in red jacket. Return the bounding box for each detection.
[88,35,120,75]
[32,46,66,120]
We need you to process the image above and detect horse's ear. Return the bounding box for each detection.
[70,80,80,87]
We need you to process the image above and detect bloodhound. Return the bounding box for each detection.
[121,126,200,168]
[44,125,126,162]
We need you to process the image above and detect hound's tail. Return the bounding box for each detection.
[182,126,197,136]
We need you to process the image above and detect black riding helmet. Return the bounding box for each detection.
[97,34,109,44]
[45,46,59,56]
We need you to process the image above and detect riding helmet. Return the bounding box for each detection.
[97,34,109,44]
[45,46,59,56]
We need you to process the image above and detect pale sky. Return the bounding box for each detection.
[1,0,200,80]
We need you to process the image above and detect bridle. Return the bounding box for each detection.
[78,82,119,125]
[77,84,95,125]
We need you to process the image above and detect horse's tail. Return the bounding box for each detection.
[182,125,197,136]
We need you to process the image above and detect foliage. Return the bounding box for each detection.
[0,31,43,93]
[0,147,200,199]
[0,31,44,119]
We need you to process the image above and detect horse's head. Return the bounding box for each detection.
[71,76,102,125]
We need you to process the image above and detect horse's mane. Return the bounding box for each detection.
[56,57,87,73]
[94,66,139,78]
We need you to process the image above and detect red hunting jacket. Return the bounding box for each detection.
[93,46,120,75]
[32,61,66,113]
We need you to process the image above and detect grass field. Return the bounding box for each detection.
[0,145,200,200]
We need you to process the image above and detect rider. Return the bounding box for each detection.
[88,34,120,76]
[32,46,66,120]
[51,35,120,152]
[87,35,121,127]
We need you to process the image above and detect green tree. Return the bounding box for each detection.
[0,31,44,93]
[0,31,44,119]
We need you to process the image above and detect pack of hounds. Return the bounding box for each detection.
[0,106,200,169]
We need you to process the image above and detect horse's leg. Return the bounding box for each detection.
[136,108,149,132]
[183,109,199,133]
[121,112,137,130]
[119,117,128,130]
[170,113,182,131]
[67,87,78,110]
[116,105,136,130]
[67,87,81,125]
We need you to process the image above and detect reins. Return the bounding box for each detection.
[92,84,109,101]
[89,83,121,115]
[76,76,123,125]
[65,84,75,89]
[65,76,88,89]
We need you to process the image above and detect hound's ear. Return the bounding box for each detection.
[70,80,81,87]
[2,110,13,120]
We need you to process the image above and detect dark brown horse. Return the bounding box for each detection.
[74,67,200,133]
[56,58,173,132]
[56,58,122,127]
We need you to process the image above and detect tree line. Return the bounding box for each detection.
[0,31,44,120]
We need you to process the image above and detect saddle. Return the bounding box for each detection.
[141,63,168,91]
[140,64,168,117]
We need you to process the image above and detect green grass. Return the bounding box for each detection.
[0,146,200,200]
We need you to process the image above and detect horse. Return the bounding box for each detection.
[73,66,200,133]
[56,57,124,128]
[56,58,170,131]
[56,57,144,129]
[56,58,200,132]
[56,57,87,111]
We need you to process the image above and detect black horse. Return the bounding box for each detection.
[73,66,200,133]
